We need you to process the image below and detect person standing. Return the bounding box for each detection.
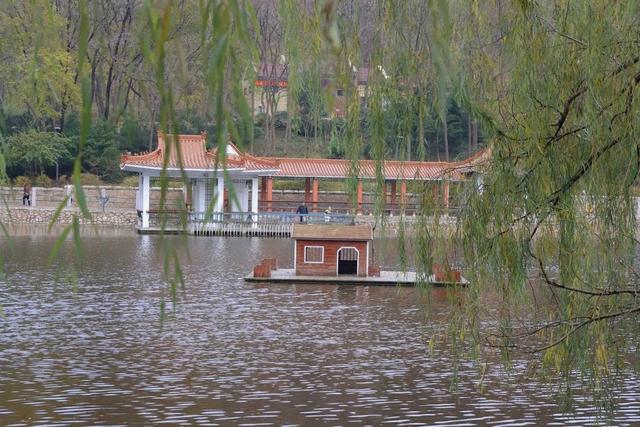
[296,203,308,222]
[22,183,31,206]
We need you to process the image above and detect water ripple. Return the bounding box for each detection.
[0,231,638,425]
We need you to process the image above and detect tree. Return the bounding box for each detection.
[448,0,640,395]
[0,0,79,130]
[83,120,121,182]
[118,115,149,153]
[6,131,71,177]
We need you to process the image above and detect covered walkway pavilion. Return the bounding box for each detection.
[120,132,487,233]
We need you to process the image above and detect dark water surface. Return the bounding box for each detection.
[1,226,639,426]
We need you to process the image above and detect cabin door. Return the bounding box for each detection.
[338,247,359,275]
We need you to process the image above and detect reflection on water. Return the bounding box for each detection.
[0,226,639,425]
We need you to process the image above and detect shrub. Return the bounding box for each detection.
[33,174,53,188]
[120,175,139,187]
[14,176,32,187]
[79,173,102,186]
[274,111,288,129]
[254,112,267,127]
[253,125,264,141]
[273,179,304,191]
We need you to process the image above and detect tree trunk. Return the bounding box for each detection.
[285,91,291,145]
[250,83,255,154]
[418,102,425,160]
[60,96,68,132]
[443,112,449,161]
[472,119,479,149]
[468,115,472,154]
[314,114,319,153]
[268,93,276,154]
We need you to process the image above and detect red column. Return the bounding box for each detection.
[260,176,267,203]
[390,180,397,213]
[304,177,311,204]
[400,181,407,205]
[432,183,440,206]
[356,180,363,214]
[266,176,273,212]
[383,181,388,206]
[312,178,319,212]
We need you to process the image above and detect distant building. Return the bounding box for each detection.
[249,62,289,115]
[247,63,370,118]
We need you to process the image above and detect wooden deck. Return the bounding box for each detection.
[244,268,469,287]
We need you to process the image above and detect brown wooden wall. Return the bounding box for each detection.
[295,240,368,276]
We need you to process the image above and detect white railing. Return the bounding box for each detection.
[146,211,356,237]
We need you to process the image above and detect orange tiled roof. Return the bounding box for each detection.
[271,157,465,180]
[121,132,488,180]
[120,133,278,172]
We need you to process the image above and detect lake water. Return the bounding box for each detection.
[1,226,639,425]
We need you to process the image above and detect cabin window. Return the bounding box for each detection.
[304,246,324,263]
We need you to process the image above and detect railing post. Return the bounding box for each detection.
[251,177,258,225]
[141,174,150,229]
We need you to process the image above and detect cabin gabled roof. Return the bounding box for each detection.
[292,223,373,241]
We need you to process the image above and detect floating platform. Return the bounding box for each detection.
[244,268,469,287]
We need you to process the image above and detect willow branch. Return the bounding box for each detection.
[532,305,640,353]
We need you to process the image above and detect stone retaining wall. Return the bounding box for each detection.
[0,185,184,210]
[0,207,139,227]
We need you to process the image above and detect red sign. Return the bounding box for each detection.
[255,80,288,88]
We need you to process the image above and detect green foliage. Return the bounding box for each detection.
[119,117,150,153]
[452,0,640,401]
[13,176,31,187]
[78,173,102,186]
[5,131,71,177]
[176,108,206,135]
[120,175,139,187]
[0,1,79,128]
[33,174,53,187]
[329,120,346,158]
[83,121,121,182]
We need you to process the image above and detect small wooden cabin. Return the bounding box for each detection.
[292,223,373,277]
